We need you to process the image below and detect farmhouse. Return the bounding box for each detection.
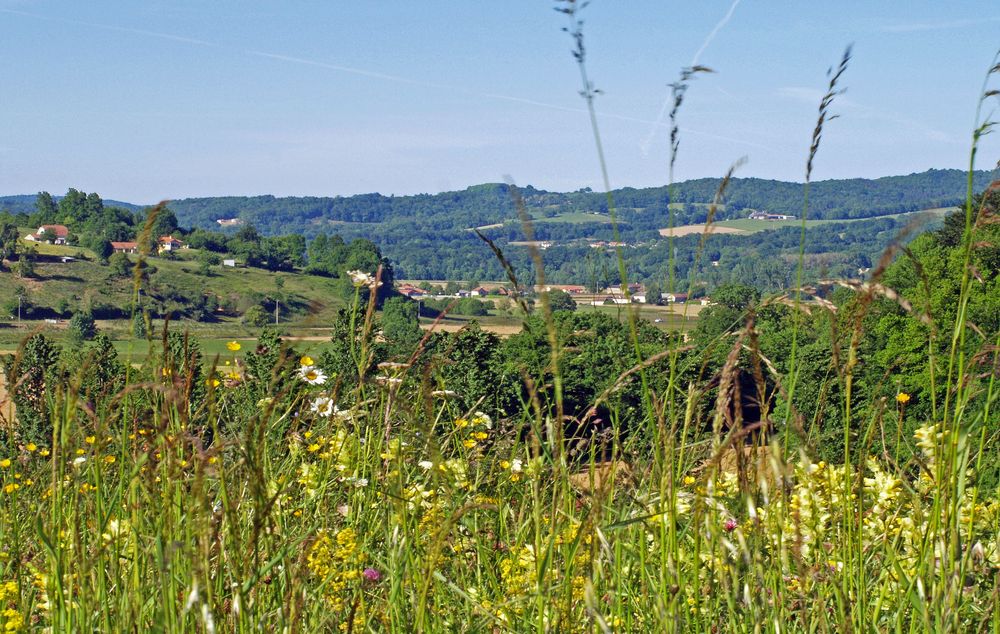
[664,293,688,304]
[111,241,139,254]
[748,211,796,221]
[397,283,429,299]
[158,236,186,252]
[216,218,244,227]
[24,224,70,245]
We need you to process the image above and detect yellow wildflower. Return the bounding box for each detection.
[226,341,241,351]
[300,355,315,366]
[896,392,910,404]
[0,460,9,469]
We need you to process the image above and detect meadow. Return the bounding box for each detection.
[0,10,998,634]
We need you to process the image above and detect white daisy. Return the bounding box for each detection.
[298,365,327,385]
[310,396,335,417]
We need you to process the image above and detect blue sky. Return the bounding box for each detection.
[1,1,998,202]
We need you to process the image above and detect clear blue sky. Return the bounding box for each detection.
[1,1,998,202]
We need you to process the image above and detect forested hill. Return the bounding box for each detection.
[0,194,141,214]
[163,169,992,237]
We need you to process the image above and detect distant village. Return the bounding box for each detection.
[396,281,711,306]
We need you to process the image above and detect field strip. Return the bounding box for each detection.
[659,224,751,237]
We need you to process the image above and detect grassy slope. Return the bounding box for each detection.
[1,242,345,326]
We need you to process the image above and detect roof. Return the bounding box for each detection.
[111,241,138,249]
[159,235,184,244]
[39,224,69,237]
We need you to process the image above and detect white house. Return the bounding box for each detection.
[158,236,186,252]
[25,224,70,245]
[223,259,237,267]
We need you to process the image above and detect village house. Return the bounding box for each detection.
[469,286,489,297]
[24,224,70,245]
[111,241,139,254]
[748,211,796,221]
[664,293,688,304]
[632,292,664,304]
[397,283,429,299]
[158,236,186,252]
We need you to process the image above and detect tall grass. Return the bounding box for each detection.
[0,12,997,634]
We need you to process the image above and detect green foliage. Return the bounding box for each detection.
[2,286,31,319]
[380,296,422,358]
[1,333,61,444]
[13,251,36,279]
[0,220,18,267]
[108,252,131,278]
[430,322,517,416]
[75,333,126,418]
[68,311,98,342]
[242,305,271,327]
[546,289,577,312]
[162,331,206,415]
[321,304,382,387]
[132,310,153,339]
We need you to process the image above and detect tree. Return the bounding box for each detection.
[84,235,113,263]
[13,251,36,279]
[77,333,125,417]
[381,296,422,358]
[2,286,31,320]
[68,311,97,342]
[149,206,180,238]
[546,289,577,312]
[0,221,18,268]
[242,305,271,327]
[1,333,61,444]
[132,311,153,338]
[644,281,664,306]
[433,323,516,415]
[196,251,221,276]
[33,191,57,224]
[109,252,131,278]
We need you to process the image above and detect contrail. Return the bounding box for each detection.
[691,0,742,66]
[2,6,772,153]
[640,0,743,156]
[0,7,223,49]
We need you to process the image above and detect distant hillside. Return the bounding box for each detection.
[0,194,141,214]
[4,169,992,287]
[164,169,991,239]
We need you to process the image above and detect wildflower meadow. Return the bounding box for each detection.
[0,5,998,633]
